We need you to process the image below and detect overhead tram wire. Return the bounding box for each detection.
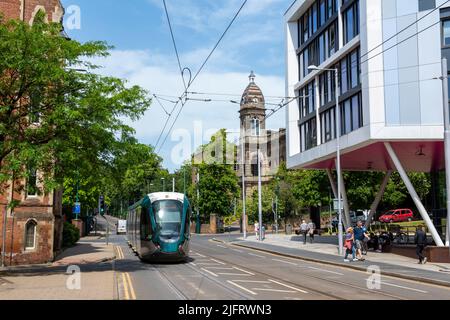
[262,12,448,123]
[163,0,187,90]
[156,0,249,153]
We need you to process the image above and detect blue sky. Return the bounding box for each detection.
[61,0,291,171]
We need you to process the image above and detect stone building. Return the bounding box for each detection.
[0,0,65,266]
[237,72,286,197]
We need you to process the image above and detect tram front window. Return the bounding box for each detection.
[153,200,182,240]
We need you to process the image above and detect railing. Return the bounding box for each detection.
[368,223,447,246]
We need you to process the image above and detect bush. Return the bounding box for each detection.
[62,222,80,248]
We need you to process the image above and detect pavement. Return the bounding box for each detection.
[0,235,117,300]
[216,233,450,288]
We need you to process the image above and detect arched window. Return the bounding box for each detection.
[25,220,37,250]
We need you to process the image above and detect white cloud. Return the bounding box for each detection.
[91,49,286,171]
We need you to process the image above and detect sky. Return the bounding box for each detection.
[61,0,292,172]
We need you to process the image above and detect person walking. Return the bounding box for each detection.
[344,227,357,262]
[414,226,428,264]
[353,221,368,261]
[254,222,260,239]
[307,221,316,244]
[300,220,309,245]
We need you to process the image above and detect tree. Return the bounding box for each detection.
[0,12,151,200]
[190,163,239,220]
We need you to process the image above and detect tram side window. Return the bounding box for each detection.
[140,207,152,240]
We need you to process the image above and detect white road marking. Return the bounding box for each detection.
[196,263,222,266]
[232,249,244,253]
[308,267,344,276]
[217,245,228,249]
[210,258,226,265]
[218,273,252,276]
[204,267,235,270]
[195,253,207,258]
[268,279,309,294]
[248,253,266,258]
[227,280,257,295]
[272,259,298,266]
[380,281,428,294]
[233,280,271,284]
[253,288,297,293]
[201,268,219,277]
[233,267,255,275]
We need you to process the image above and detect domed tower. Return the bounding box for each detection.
[240,71,266,134]
[239,72,270,193]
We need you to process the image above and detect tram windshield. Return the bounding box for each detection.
[152,200,183,240]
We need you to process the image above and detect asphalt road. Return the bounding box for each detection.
[110,233,450,300]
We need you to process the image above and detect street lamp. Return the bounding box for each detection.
[308,65,343,256]
[438,58,450,248]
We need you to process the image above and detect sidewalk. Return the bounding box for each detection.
[218,234,450,288]
[0,237,117,300]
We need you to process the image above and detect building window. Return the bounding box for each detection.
[299,80,316,120]
[251,118,260,136]
[443,20,450,47]
[419,0,435,11]
[300,118,317,152]
[27,168,38,197]
[339,47,361,94]
[339,92,362,136]
[25,220,37,250]
[343,0,359,44]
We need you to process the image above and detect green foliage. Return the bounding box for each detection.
[62,222,80,248]
[0,12,151,202]
[190,163,239,219]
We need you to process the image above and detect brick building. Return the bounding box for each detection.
[0,0,65,266]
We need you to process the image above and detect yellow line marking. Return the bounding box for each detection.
[121,273,130,300]
[125,273,137,300]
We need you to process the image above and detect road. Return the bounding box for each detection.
[108,232,450,300]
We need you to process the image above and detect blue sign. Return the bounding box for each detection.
[73,202,81,214]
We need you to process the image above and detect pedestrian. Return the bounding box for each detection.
[254,222,260,238]
[344,227,357,262]
[300,220,309,244]
[353,221,368,261]
[414,226,428,264]
[307,221,316,244]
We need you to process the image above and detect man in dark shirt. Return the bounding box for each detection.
[414,226,428,264]
[354,221,368,261]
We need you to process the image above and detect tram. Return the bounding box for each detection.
[127,192,191,262]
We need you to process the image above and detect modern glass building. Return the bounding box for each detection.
[284,0,450,246]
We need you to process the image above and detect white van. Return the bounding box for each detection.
[117,220,127,235]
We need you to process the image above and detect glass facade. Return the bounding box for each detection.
[296,0,362,153]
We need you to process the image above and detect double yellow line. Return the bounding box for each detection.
[116,246,125,260]
[115,246,136,300]
[121,272,136,300]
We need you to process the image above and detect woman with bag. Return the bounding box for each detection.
[344,227,357,262]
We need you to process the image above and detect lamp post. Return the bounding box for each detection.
[309,65,343,256]
[439,58,450,248]
[161,178,165,192]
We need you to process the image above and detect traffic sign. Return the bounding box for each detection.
[333,199,344,211]
[73,202,81,214]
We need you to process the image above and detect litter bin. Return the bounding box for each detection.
[286,224,292,235]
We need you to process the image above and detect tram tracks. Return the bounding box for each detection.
[191,242,408,300]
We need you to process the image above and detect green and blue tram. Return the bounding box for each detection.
[127,192,191,262]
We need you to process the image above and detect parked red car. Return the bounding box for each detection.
[379,209,414,223]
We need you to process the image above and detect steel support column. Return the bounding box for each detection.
[385,142,444,246]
